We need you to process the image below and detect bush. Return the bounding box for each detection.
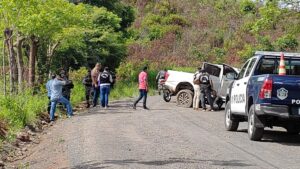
[275,34,299,51]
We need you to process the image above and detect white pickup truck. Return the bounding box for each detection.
[164,63,239,109]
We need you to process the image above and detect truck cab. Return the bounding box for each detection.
[225,51,300,141]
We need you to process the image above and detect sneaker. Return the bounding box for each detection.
[202,108,207,111]
[143,107,150,110]
[105,106,108,109]
[86,104,90,108]
[67,114,73,118]
[208,108,214,112]
[49,121,54,126]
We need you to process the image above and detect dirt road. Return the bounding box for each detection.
[11,96,300,169]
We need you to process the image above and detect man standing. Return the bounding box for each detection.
[46,74,56,114]
[60,69,74,101]
[99,67,113,108]
[192,67,202,110]
[50,74,73,122]
[199,70,214,111]
[83,69,93,108]
[91,63,101,107]
[133,66,149,110]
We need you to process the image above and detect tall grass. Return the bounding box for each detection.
[0,80,85,140]
[0,90,48,139]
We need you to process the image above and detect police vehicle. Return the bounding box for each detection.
[225,51,300,141]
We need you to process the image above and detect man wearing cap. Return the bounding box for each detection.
[133,66,149,110]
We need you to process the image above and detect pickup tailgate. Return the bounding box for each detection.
[271,75,300,106]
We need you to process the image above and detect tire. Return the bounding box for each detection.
[225,101,239,131]
[248,105,264,141]
[163,89,171,102]
[176,89,193,108]
[286,126,300,135]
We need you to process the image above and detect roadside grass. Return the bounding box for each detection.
[0,67,160,142]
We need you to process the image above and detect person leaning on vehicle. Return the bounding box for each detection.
[155,69,167,95]
[199,70,214,111]
[193,67,202,110]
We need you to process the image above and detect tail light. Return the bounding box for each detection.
[259,77,273,99]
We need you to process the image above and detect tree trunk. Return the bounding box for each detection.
[46,42,59,75]
[16,34,25,92]
[4,28,17,94]
[2,39,6,96]
[28,36,38,87]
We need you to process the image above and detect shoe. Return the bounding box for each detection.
[202,108,206,111]
[93,104,96,107]
[105,106,108,109]
[133,105,136,110]
[67,114,73,118]
[49,121,54,126]
[208,108,214,112]
[86,104,90,108]
[143,107,150,110]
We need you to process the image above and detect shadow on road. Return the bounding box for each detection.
[65,158,253,169]
[236,129,300,145]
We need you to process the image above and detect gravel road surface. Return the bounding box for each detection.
[12,96,300,169]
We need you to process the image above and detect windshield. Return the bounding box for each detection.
[254,56,300,76]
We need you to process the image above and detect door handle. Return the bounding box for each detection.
[244,82,247,85]
[237,83,240,86]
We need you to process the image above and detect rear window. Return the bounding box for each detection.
[255,56,300,76]
[203,64,221,77]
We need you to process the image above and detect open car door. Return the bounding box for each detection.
[219,64,239,99]
[202,62,222,93]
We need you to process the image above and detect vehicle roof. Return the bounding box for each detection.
[255,51,300,57]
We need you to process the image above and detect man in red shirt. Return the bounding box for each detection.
[133,66,149,110]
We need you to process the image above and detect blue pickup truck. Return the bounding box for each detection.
[225,51,300,141]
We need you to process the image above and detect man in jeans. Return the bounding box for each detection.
[91,63,101,107]
[199,70,214,111]
[50,74,73,122]
[46,74,56,114]
[99,67,113,108]
[133,66,149,110]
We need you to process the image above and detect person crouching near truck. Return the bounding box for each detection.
[193,67,202,110]
[199,70,214,111]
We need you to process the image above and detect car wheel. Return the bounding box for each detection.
[163,89,171,102]
[225,101,239,131]
[248,105,264,141]
[176,89,193,108]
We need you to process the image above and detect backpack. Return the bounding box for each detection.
[199,73,210,84]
